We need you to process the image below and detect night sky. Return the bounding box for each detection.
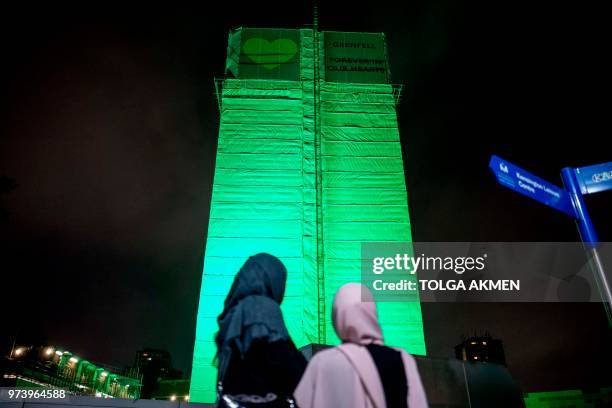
[1,1,610,393]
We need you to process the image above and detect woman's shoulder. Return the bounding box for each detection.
[309,347,356,370]
[394,348,417,363]
[390,348,422,377]
[249,338,304,361]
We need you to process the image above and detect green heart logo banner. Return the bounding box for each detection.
[242,38,298,70]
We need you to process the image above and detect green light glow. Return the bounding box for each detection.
[190,28,425,403]
[523,388,612,408]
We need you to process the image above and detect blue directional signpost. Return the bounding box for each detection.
[489,155,575,217]
[490,155,612,324]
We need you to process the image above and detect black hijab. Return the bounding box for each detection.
[215,253,291,381]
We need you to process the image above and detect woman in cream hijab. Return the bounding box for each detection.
[294,283,428,408]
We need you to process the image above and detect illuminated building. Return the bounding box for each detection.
[454,335,506,366]
[2,345,141,399]
[523,388,611,408]
[191,26,426,402]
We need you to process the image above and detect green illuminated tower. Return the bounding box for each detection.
[190,27,426,403]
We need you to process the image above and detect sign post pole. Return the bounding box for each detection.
[561,168,612,324]
[490,155,612,326]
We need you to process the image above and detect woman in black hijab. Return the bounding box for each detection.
[216,253,306,406]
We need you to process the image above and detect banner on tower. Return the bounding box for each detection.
[324,31,389,84]
[226,27,301,80]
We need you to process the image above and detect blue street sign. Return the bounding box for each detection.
[575,161,612,195]
[490,154,612,326]
[489,155,575,217]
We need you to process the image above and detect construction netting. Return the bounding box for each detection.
[190,27,425,403]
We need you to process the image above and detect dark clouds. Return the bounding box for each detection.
[1,1,610,391]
